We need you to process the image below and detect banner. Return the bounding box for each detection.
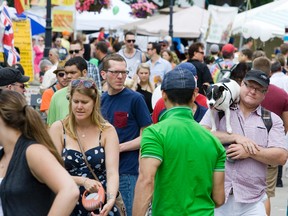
[31,0,75,6]
[13,20,34,81]
[205,5,238,44]
[52,9,73,32]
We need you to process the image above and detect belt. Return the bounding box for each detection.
[229,188,233,195]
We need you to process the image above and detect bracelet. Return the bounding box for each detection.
[82,178,88,187]
[107,193,115,200]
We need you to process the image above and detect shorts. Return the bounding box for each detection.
[266,165,278,198]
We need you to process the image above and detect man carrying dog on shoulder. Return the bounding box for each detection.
[133,67,226,216]
[200,70,288,216]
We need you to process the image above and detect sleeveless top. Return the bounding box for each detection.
[0,135,55,216]
[118,48,142,78]
[61,128,120,216]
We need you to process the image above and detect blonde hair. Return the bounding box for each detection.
[63,77,107,140]
[0,90,63,164]
[136,63,154,92]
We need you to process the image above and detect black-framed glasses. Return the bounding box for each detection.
[197,51,205,55]
[127,39,136,43]
[57,72,66,78]
[106,70,129,76]
[69,49,81,54]
[243,81,267,94]
[71,79,96,89]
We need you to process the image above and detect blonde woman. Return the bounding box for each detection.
[136,63,154,113]
[0,90,79,215]
[50,77,121,216]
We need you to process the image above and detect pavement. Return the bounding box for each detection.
[271,168,288,216]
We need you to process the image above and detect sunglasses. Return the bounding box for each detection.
[57,72,66,78]
[127,39,136,43]
[197,51,205,55]
[71,79,96,89]
[69,49,81,54]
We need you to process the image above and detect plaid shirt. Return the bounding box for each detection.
[87,61,102,91]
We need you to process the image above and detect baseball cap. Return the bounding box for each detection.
[174,62,197,77]
[210,44,220,53]
[161,68,196,91]
[0,67,30,86]
[244,70,270,87]
[222,44,236,54]
[53,61,66,74]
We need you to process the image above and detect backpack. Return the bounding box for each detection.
[219,107,272,133]
[213,62,237,83]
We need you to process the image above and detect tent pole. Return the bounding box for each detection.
[238,0,251,50]
[44,0,52,58]
[168,0,173,39]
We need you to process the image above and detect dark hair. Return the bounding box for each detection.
[188,42,204,59]
[230,62,248,85]
[164,89,194,105]
[113,42,124,53]
[148,42,161,55]
[65,56,87,72]
[204,55,215,65]
[0,90,63,164]
[244,37,253,44]
[102,53,126,71]
[222,51,234,59]
[252,50,266,60]
[271,61,282,73]
[241,49,253,60]
[70,40,83,49]
[96,41,108,54]
[125,31,135,39]
[252,56,271,75]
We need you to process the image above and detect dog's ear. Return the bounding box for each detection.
[202,83,210,95]
[219,86,226,92]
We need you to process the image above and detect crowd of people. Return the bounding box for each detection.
[0,29,287,216]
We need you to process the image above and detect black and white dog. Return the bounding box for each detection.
[203,79,240,134]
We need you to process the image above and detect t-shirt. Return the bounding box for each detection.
[141,107,226,215]
[40,84,61,112]
[101,88,152,175]
[47,87,69,126]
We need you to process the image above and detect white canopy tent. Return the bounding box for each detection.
[75,0,139,31]
[120,6,209,38]
[232,0,288,41]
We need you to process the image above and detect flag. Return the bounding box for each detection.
[14,0,30,14]
[0,5,20,66]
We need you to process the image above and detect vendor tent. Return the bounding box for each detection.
[120,6,209,38]
[232,0,288,41]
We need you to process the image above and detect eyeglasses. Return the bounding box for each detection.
[11,83,25,89]
[106,70,129,76]
[126,39,136,43]
[69,49,81,54]
[71,79,96,89]
[57,72,66,78]
[147,48,153,51]
[197,51,205,55]
[243,81,267,94]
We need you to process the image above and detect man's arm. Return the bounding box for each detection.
[249,146,287,166]
[119,126,148,152]
[132,157,161,216]
[281,111,288,134]
[212,172,225,208]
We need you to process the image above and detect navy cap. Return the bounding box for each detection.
[0,67,30,86]
[174,62,197,77]
[161,67,196,91]
[244,69,269,87]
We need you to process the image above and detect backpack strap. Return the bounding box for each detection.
[51,85,57,93]
[261,107,273,133]
[216,62,223,70]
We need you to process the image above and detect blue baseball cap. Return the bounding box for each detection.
[161,67,196,91]
[174,62,197,77]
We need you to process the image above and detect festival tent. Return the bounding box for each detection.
[120,6,209,38]
[75,0,139,31]
[232,0,288,41]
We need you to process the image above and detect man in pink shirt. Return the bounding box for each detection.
[200,70,288,216]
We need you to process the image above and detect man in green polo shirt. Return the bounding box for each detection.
[133,67,226,215]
